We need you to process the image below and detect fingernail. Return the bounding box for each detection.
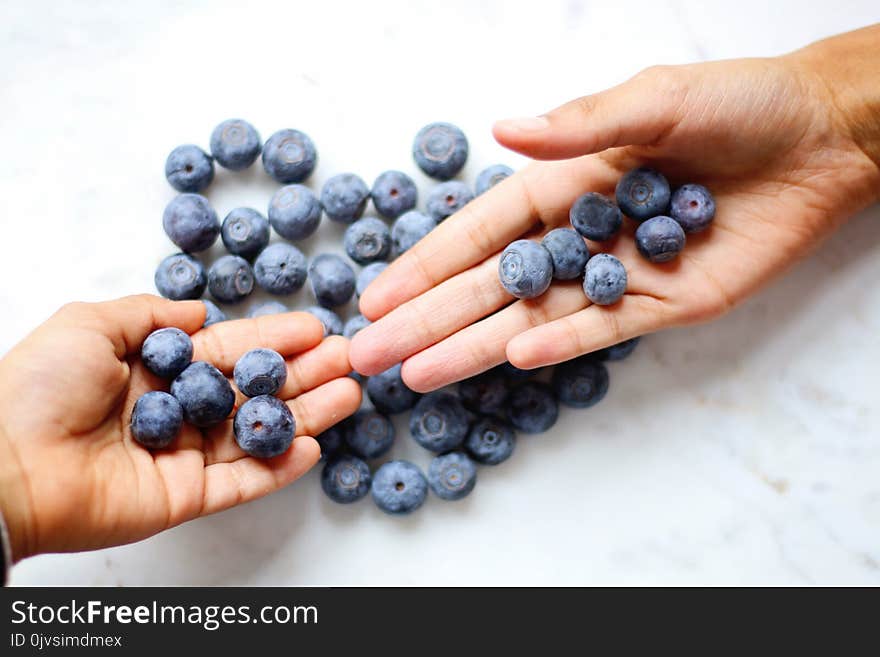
[496,116,550,132]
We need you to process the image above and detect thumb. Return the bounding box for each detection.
[493,66,685,160]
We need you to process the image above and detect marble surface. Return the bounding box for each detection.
[2,0,879,585]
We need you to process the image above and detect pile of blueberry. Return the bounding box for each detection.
[144,118,654,516]
[499,167,716,303]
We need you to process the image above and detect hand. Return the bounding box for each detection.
[0,295,361,561]
[349,26,880,391]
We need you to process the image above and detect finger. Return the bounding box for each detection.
[506,294,668,369]
[192,312,324,374]
[493,66,684,160]
[350,255,510,377]
[278,336,352,399]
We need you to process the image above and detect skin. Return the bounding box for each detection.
[0,295,361,562]
[350,25,880,391]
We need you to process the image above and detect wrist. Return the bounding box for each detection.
[0,420,34,563]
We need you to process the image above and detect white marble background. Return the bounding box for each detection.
[2,0,879,585]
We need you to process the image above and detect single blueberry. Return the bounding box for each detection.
[253,242,308,295]
[304,306,343,337]
[583,253,627,305]
[233,348,287,397]
[465,416,516,465]
[162,194,219,253]
[221,207,270,260]
[366,363,419,415]
[141,327,193,379]
[170,361,235,428]
[616,167,671,221]
[130,391,183,449]
[598,337,641,361]
[475,164,513,195]
[345,409,395,460]
[164,144,214,193]
[428,452,477,501]
[233,395,295,458]
[459,370,508,415]
[321,455,371,504]
[426,181,474,222]
[570,192,623,241]
[316,425,344,461]
[409,391,470,453]
[541,228,590,280]
[343,314,371,339]
[309,254,356,308]
[155,253,206,300]
[371,460,428,515]
[202,300,227,327]
[344,217,391,265]
[507,382,558,434]
[413,122,468,180]
[371,170,417,219]
[209,119,261,171]
[552,357,609,409]
[669,184,716,233]
[268,184,322,241]
[499,239,554,299]
[496,361,541,380]
[208,255,255,304]
[262,129,317,183]
[246,300,287,318]
[356,262,388,298]
[635,215,686,263]
[391,210,436,255]
[321,173,370,224]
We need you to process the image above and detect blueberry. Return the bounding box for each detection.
[262,129,317,183]
[141,327,193,379]
[371,460,428,515]
[268,184,322,241]
[233,395,295,458]
[427,452,477,501]
[496,361,540,380]
[366,363,419,414]
[598,336,641,361]
[233,348,287,397]
[247,300,287,318]
[541,228,590,280]
[426,181,474,222]
[413,122,468,180]
[552,357,609,409]
[164,144,214,193]
[316,425,344,461]
[321,173,370,224]
[475,164,513,195]
[391,210,436,255]
[507,382,558,434]
[616,167,671,221]
[465,416,516,465]
[343,314,371,338]
[304,306,343,336]
[499,239,553,299]
[635,215,685,263]
[221,207,270,260]
[309,254,355,308]
[162,194,219,253]
[155,253,206,300]
[208,255,255,304]
[170,361,235,428]
[345,409,395,460]
[569,192,623,241]
[356,262,387,298]
[583,253,626,305]
[209,119,261,171]
[321,455,371,504]
[202,300,227,327]
[130,391,183,449]
[253,243,308,295]
[670,184,716,233]
[409,391,469,453]
[371,170,417,219]
[344,217,391,265]
[459,370,508,415]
